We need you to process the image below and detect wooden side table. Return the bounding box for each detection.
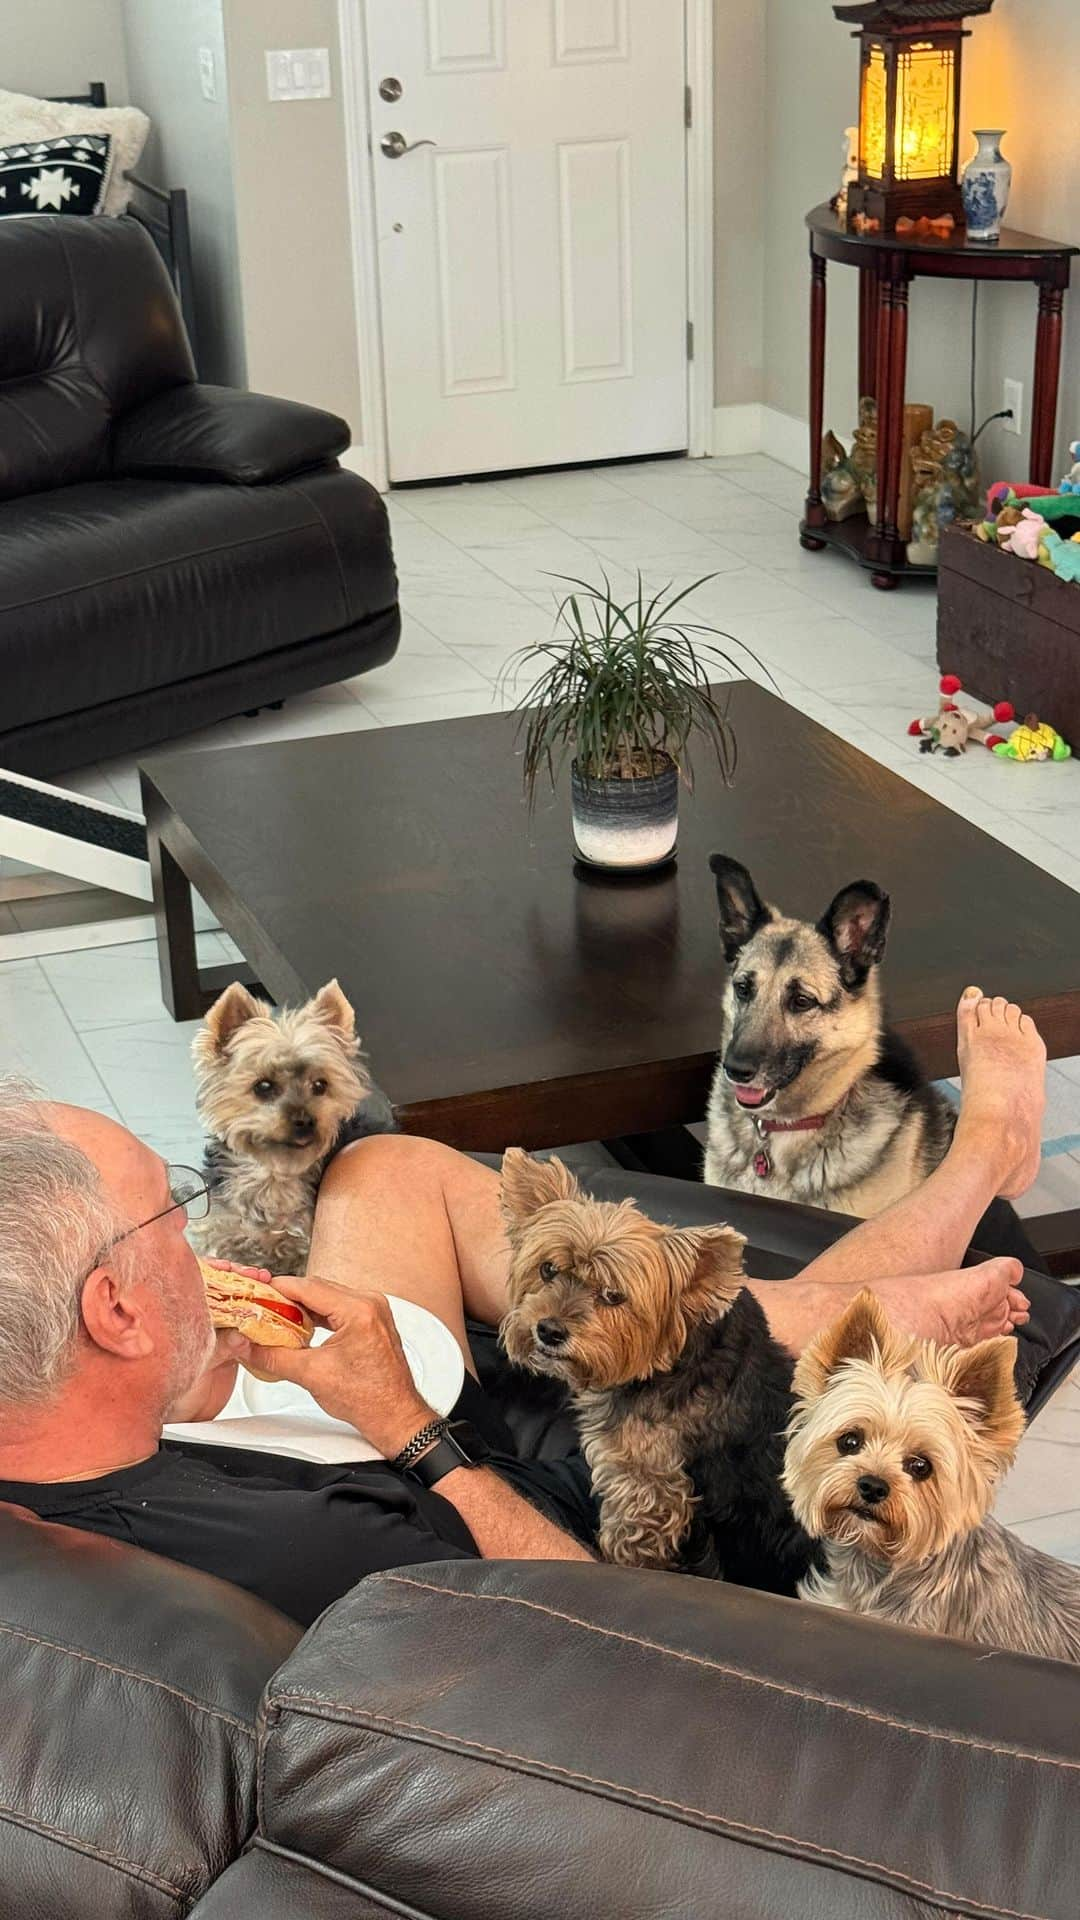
[800,204,1078,589]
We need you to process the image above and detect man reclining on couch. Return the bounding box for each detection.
[0,991,1045,1626]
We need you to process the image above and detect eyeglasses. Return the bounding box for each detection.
[84,1164,210,1280]
[116,1164,210,1240]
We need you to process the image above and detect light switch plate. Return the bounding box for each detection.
[198,46,217,102]
[265,47,331,101]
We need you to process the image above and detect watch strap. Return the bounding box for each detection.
[391,1417,448,1472]
[403,1420,492,1489]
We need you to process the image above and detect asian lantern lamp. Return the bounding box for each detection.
[833,0,996,233]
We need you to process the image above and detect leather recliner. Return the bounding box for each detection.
[2,1169,1078,1917]
[0,216,399,776]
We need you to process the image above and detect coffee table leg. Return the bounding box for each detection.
[149,832,203,1021]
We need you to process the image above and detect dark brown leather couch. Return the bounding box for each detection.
[2,1171,1078,1918]
[0,217,399,777]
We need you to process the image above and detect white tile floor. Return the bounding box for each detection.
[3,451,1078,1558]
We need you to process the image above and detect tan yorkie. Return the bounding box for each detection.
[783,1289,1080,1663]
[500,1149,820,1592]
[191,979,394,1271]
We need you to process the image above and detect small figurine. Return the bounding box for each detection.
[906,421,980,565]
[833,126,859,225]
[991,715,1072,763]
[896,214,956,241]
[1059,442,1080,495]
[822,397,878,522]
[908,676,1014,757]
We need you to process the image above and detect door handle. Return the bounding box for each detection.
[380,131,436,159]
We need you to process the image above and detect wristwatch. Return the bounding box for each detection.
[393,1418,492,1489]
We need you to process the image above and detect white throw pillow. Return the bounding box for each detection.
[0,89,149,217]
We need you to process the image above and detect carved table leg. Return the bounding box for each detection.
[803,249,828,545]
[1031,284,1064,488]
[858,265,880,402]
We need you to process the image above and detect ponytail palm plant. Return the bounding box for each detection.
[503,573,750,808]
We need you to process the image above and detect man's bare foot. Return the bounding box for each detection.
[870,1257,1030,1348]
[953,986,1046,1199]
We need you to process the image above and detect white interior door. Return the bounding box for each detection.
[364,0,689,482]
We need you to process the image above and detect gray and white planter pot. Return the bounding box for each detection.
[570,760,678,871]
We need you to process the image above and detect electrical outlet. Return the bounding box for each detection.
[198,47,217,102]
[1003,378,1024,437]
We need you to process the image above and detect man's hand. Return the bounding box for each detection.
[233,1274,434,1459]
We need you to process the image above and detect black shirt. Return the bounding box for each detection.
[0,1441,478,1626]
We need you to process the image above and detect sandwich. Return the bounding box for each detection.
[199,1258,315,1381]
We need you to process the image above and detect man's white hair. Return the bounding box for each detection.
[0,1079,128,1406]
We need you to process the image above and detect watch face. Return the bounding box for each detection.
[447,1421,491,1463]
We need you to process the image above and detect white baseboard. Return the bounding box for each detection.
[710,403,763,457]
[759,406,810,475]
[709,403,809,475]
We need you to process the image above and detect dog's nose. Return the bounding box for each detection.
[536,1318,568,1350]
[723,1057,758,1085]
[856,1474,889,1506]
[290,1112,316,1141]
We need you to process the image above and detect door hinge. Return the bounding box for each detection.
[684,84,693,129]
[686,319,694,362]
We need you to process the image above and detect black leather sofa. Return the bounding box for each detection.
[0,217,399,777]
[2,1169,1078,1917]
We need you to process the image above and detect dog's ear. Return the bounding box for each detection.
[793,1288,909,1401]
[818,881,891,990]
[499,1148,579,1224]
[196,982,266,1056]
[942,1337,1024,1457]
[668,1224,746,1323]
[309,979,357,1044]
[709,854,771,963]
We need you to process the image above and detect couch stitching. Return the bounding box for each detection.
[288,476,354,626]
[370,1575,1080,1776]
[0,518,323,617]
[0,1802,188,1901]
[271,1700,1053,1920]
[0,1620,254,1737]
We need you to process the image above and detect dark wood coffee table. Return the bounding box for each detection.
[142,682,1080,1265]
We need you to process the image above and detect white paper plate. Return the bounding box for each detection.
[164,1294,466,1466]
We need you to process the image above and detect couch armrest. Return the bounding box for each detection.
[242,1558,1080,1920]
[113,383,351,484]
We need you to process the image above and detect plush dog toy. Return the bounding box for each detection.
[1059,441,1080,496]
[909,676,1014,756]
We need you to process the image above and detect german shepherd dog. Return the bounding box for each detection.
[703,855,955,1218]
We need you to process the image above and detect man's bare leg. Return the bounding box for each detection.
[308,992,1045,1358]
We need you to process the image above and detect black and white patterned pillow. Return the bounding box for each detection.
[0,133,112,217]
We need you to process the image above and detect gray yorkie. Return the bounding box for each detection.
[783,1289,1080,1664]
[191,979,396,1272]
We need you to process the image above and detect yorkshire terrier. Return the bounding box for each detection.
[499,1149,819,1594]
[191,978,396,1272]
[783,1289,1080,1663]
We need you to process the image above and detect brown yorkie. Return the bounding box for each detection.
[191,979,395,1272]
[499,1149,820,1593]
[784,1289,1080,1663]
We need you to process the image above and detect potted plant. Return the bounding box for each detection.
[503,573,749,871]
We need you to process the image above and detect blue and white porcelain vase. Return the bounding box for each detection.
[961,130,1013,243]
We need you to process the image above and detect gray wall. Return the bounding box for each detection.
[763,0,1080,482]
[713,0,765,408]
[0,0,128,102]
[223,0,364,430]
[120,0,247,387]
